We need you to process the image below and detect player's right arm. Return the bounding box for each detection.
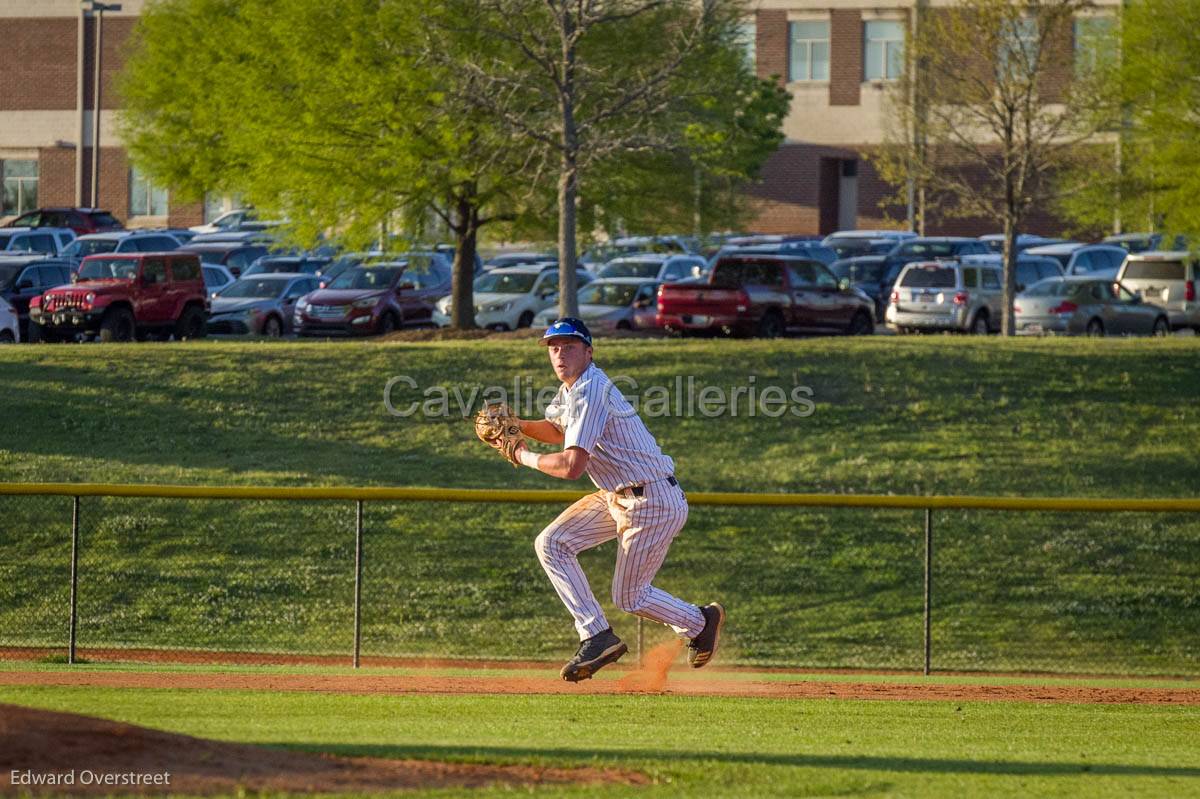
[519,418,565,445]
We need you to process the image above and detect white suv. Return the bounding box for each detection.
[60,230,184,266]
[0,226,75,255]
[886,260,1003,334]
[1115,251,1200,331]
[433,265,592,329]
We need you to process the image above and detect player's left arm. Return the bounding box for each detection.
[516,444,589,480]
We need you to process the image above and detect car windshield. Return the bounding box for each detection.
[328,266,401,290]
[898,241,957,257]
[831,260,886,282]
[219,278,286,299]
[900,266,957,288]
[1022,279,1074,297]
[243,260,301,275]
[78,258,138,280]
[600,261,661,279]
[473,272,538,293]
[578,283,639,307]
[64,238,119,257]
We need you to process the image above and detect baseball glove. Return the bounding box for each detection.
[474,402,524,467]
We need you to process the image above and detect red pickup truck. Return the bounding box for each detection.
[29,252,209,342]
[656,254,875,337]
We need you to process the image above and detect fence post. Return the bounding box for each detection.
[353,500,364,669]
[923,507,933,676]
[637,617,644,667]
[69,496,80,665]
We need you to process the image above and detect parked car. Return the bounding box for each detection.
[0,226,75,255]
[433,265,593,329]
[178,241,272,277]
[483,252,557,270]
[59,230,184,269]
[0,297,18,343]
[431,243,485,275]
[188,230,276,245]
[208,273,320,336]
[961,253,1064,292]
[885,260,1002,334]
[580,235,696,267]
[189,208,282,234]
[879,237,991,280]
[822,236,898,260]
[597,254,706,283]
[1015,277,1170,336]
[823,229,916,244]
[978,233,1063,253]
[721,239,839,266]
[830,255,891,321]
[202,263,236,297]
[0,256,74,340]
[533,278,661,332]
[240,255,332,279]
[1115,251,1200,331]
[5,207,123,236]
[1025,242,1127,277]
[295,256,450,336]
[656,254,875,337]
[29,252,209,342]
[1102,232,1187,253]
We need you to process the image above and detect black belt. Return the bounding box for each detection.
[620,476,677,498]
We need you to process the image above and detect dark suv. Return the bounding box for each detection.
[0,256,74,339]
[295,257,450,336]
[6,207,124,236]
[30,252,209,342]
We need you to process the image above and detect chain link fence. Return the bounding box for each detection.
[1,488,1197,675]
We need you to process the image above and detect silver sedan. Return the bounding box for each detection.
[1015,277,1170,336]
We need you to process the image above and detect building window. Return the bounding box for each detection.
[1000,17,1038,74]
[204,191,245,222]
[2,160,38,217]
[864,20,905,81]
[788,21,829,82]
[129,166,168,217]
[738,19,756,68]
[1074,16,1114,75]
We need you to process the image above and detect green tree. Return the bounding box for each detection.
[1057,0,1200,240]
[440,0,785,317]
[873,0,1103,336]
[119,0,543,329]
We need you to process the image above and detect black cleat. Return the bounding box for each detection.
[560,628,628,682]
[687,602,725,669]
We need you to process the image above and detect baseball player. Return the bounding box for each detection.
[476,317,724,682]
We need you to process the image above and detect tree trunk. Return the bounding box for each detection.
[449,192,478,330]
[1001,187,1018,337]
[556,11,580,319]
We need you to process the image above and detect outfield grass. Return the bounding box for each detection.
[1,685,1197,798]
[1,338,1199,674]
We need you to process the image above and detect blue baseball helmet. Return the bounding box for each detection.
[540,317,592,347]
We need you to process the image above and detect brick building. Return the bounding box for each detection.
[0,0,206,228]
[745,0,1119,236]
[1,0,1113,235]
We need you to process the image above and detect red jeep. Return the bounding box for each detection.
[29,252,209,342]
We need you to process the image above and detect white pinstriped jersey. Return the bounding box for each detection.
[546,362,674,492]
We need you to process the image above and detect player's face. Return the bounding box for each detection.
[546,338,592,384]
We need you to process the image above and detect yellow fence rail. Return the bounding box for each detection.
[2,482,1199,513]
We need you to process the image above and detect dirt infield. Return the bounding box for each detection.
[1,668,1197,705]
[0,704,646,795]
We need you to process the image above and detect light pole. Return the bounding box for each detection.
[81,1,122,209]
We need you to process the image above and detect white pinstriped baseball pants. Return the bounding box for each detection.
[534,478,707,641]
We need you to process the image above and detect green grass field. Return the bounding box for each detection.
[2,338,1199,673]
[1,676,1197,798]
